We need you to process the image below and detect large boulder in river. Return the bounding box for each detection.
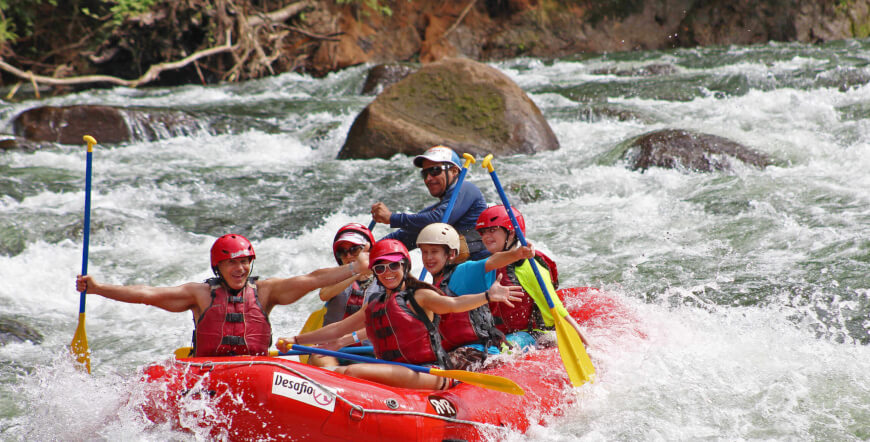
[10,105,238,145]
[338,57,559,160]
[603,129,771,172]
[13,105,132,144]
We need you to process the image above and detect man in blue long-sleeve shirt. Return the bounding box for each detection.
[371,145,490,261]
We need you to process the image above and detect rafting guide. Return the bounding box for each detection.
[75,233,369,358]
[371,145,489,261]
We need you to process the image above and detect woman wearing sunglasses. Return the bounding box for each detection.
[416,223,534,371]
[309,223,377,367]
[276,238,522,390]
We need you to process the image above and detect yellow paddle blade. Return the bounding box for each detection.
[300,306,326,334]
[430,368,525,395]
[298,306,326,364]
[70,313,90,373]
[173,346,193,359]
[553,310,595,386]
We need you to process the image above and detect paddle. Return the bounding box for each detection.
[71,135,97,373]
[173,345,374,359]
[419,153,475,280]
[480,154,595,386]
[283,343,524,395]
[297,303,327,364]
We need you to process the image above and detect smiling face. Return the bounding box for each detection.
[419,244,454,276]
[373,259,404,291]
[479,226,511,254]
[217,256,252,290]
[420,159,458,198]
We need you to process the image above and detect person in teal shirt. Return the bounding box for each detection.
[416,223,532,369]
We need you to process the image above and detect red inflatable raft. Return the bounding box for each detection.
[139,287,635,440]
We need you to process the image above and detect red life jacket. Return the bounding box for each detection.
[488,253,554,334]
[193,277,271,357]
[343,277,372,319]
[434,266,504,351]
[364,287,449,367]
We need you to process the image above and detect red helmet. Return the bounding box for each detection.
[368,239,410,270]
[475,205,525,235]
[332,223,375,264]
[210,234,256,267]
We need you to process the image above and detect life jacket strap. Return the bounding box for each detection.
[221,336,246,346]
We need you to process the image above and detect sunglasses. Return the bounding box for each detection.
[420,165,451,179]
[337,244,364,258]
[372,261,402,275]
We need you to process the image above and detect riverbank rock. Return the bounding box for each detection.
[338,57,559,160]
[605,129,771,172]
[13,105,131,144]
[10,105,227,145]
[0,315,43,346]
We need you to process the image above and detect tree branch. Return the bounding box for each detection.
[0,32,235,88]
[248,0,315,27]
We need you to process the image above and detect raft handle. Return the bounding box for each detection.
[349,404,366,421]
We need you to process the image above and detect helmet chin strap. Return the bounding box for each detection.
[502,230,518,252]
[213,262,254,295]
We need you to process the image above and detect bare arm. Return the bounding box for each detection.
[275,307,367,351]
[262,252,370,307]
[76,274,203,313]
[414,281,524,315]
[564,314,590,347]
[318,276,356,301]
[483,244,535,272]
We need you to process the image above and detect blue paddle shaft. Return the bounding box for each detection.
[419,165,470,280]
[487,169,556,309]
[291,344,431,375]
[279,345,373,356]
[78,150,93,314]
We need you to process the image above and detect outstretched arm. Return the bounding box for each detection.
[264,253,370,307]
[276,307,367,351]
[414,281,524,315]
[483,243,535,272]
[75,274,202,313]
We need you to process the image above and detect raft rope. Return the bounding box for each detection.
[174,359,510,434]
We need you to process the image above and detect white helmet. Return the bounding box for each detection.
[416,223,460,252]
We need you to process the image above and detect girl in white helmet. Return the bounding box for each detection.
[416,223,534,370]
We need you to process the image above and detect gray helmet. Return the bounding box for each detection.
[416,223,460,253]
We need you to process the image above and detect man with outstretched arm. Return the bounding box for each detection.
[75,233,368,357]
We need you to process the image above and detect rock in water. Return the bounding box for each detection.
[338,57,559,159]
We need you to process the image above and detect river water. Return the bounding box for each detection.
[1,40,868,440]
